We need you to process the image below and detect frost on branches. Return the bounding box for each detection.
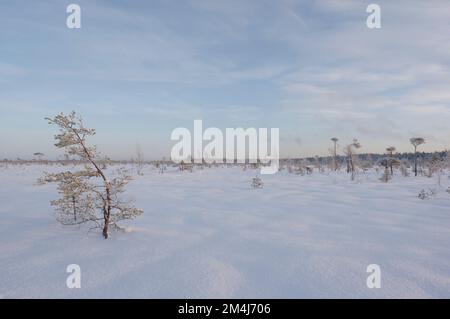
[38,112,143,239]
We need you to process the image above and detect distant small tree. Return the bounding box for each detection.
[330,137,339,171]
[38,112,143,239]
[33,152,45,161]
[380,166,391,183]
[135,143,145,176]
[365,153,374,169]
[429,153,446,186]
[410,137,425,176]
[379,148,400,183]
[399,161,410,177]
[386,146,396,175]
[344,139,361,180]
[314,155,324,173]
[1,158,9,169]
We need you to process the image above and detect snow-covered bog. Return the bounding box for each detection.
[1,165,450,298]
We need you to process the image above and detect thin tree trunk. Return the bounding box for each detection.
[334,142,337,171]
[103,189,112,239]
[346,157,350,173]
[73,129,112,239]
[102,211,109,239]
[414,147,418,176]
[349,154,354,174]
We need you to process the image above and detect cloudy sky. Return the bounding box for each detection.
[1,0,450,159]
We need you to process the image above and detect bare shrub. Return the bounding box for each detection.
[251,176,264,188]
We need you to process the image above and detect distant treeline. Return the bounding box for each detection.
[2,150,448,166]
[296,150,448,165]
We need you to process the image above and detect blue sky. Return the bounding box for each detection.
[1,0,450,159]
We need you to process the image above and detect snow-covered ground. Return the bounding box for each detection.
[1,164,450,298]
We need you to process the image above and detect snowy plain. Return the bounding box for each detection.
[0,164,450,298]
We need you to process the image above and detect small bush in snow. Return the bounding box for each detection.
[400,164,410,177]
[379,167,392,183]
[251,176,264,188]
[418,188,437,200]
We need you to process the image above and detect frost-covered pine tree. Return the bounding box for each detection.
[38,112,143,239]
